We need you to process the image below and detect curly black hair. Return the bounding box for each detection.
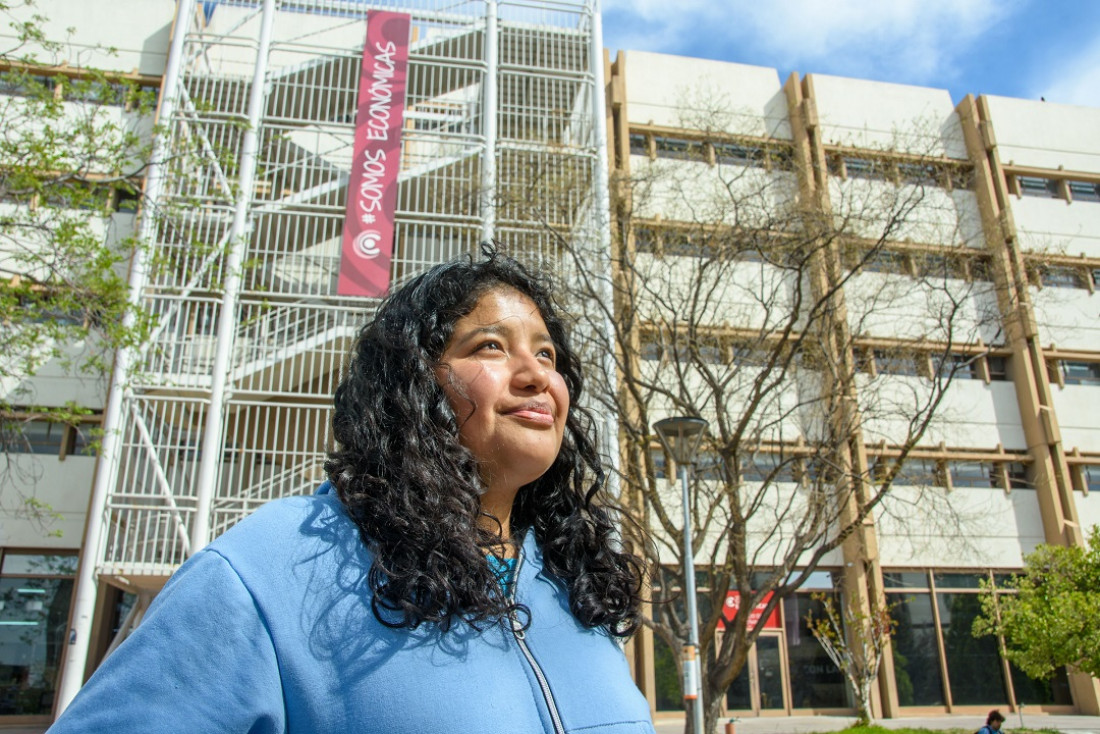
[325,247,644,634]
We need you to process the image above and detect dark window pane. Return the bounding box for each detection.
[653,634,684,711]
[756,636,785,709]
[883,572,929,589]
[784,596,848,708]
[932,573,984,589]
[1062,361,1100,385]
[937,592,1006,705]
[1009,662,1073,705]
[888,592,945,705]
[949,461,996,489]
[0,554,78,576]
[726,660,752,710]
[0,577,74,715]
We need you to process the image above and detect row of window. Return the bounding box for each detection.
[0,69,157,110]
[628,130,978,193]
[1012,174,1100,204]
[856,349,1010,382]
[649,446,1087,493]
[629,132,795,171]
[5,420,95,459]
[640,334,1100,393]
[1029,263,1100,292]
[849,247,994,282]
[653,567,1070,713]
[634,225,1100,299]
[634,226,1000,284]
[826,154,973,190]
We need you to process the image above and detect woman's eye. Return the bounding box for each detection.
[477,340,502,353]
[538,348,556,364]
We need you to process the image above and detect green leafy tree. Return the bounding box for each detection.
[974,527,1100,679]
[0,0,160,520]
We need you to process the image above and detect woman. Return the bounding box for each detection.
[50,250,653,733]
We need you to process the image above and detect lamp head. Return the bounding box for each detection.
[653,416,708,466]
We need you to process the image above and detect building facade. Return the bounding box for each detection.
[0,0,1098,727]
[607,50,1100,723]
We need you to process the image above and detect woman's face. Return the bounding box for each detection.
[437,287,570,493]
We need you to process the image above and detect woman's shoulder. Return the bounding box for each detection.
[204,481,368,576]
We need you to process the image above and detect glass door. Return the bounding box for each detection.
[756,635,788,712]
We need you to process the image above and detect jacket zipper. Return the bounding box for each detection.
[508,549,567,734]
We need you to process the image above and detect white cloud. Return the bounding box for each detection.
[1031,37,1100,107]
[603,0,1020,88]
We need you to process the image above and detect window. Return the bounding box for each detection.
[13,421,66,455]
[1004,462,1029,489]
[0,551,77,716]
[1084,465,1100,493]
[948,461,996,489]
[1068,180,1100,202]
[1040,265,1087,289]
[987,356,1009,381]
[740,453,796,483]
[653,136,700,161]
[874,350,920,376]
[714,141,765,167]
[842,156,882,180]
[887,566,1073,708]
[889,458,942,486]
[1062,361,1100,385]
[695,450,728,481]
[860,249,908,274]
[633,226,657,254]
[628,133,648,156]
[897,161,938,185]
[649,448,667,479]
[1018,176,1058,198]
[934,353,978,380]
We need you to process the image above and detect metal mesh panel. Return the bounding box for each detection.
[211,400,332,534]
[101,397,208,574]
[101,0,601,578]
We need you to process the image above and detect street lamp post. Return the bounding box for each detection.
[654,416,709,734]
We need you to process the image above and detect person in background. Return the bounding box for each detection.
[49,248,653,733]
[978,709,1006,734]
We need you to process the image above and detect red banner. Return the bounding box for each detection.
[717,591,781,631]
[337,10,410,297]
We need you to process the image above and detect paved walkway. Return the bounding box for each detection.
[652,713,1100,734]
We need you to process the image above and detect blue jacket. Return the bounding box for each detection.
[49,484,655,733]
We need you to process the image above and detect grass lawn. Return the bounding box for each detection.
[818,727,1060,734]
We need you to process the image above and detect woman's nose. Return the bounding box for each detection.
[512,350,550,391]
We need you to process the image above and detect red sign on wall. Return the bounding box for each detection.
[717,591,781,631]
[337,10,411,297]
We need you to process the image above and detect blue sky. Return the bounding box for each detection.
[600,0,1100,108]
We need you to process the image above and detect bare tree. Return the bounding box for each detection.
[510,98,1003,733]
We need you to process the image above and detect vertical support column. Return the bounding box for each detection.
[191,0,277,552]
[479,0,498,243]
[55,0,199,714]
[956,93,1098,715]
[784,72,897,720]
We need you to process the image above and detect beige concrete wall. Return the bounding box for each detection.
[622,50,790,138]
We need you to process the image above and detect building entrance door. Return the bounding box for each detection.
[725,632,791,716]
[755,634,788,713]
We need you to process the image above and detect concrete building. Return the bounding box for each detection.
[0,0,1097,728]
[606,49,1100,725]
